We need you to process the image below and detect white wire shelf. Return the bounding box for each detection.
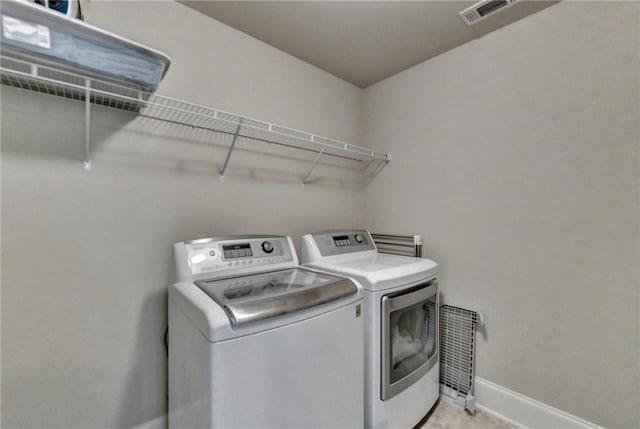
[0,56,391,184]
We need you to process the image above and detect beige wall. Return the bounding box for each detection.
[1,1,364,428]
[362,2,639,428]
[3,1,640,429]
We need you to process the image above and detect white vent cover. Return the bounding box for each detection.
[459,0,519,25]
[440,305,484,414]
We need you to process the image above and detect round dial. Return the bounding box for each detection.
[261,241,274,253]
[354,234,364,244]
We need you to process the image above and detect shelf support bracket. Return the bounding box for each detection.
[83,79,92,171]
[370,158,390,179]
[219,119,243,181]
[301,146,325,187]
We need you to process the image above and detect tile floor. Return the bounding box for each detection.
[416,399,519,429]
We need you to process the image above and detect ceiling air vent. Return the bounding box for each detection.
[459,0,519,25]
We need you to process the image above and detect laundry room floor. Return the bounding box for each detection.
[416,399,519,429]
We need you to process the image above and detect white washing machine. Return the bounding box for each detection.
[301,230,439,429]
[169,235,364,428]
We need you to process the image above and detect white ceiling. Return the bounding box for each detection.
[181,1,557,88]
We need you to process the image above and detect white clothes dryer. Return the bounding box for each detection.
[169,235,364,428]
[301,230,439,429]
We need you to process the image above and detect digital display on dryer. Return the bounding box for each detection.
[223,243,253,259]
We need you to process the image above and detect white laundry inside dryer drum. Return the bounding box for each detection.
[390,296,438,381]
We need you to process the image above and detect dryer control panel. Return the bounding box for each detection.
[306,230,376,257]
[173,235,297,281]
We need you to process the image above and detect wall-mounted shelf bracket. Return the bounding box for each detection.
[371,157,391,178]
[219,119,243,182]
[83,78,92,171]
[300,146,325,188]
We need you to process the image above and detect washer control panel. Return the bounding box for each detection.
[311,230,375,256]
[174,236,295,279]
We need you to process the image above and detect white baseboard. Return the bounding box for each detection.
[475,377,604,429]
[129,379,604,429]
[129,415,167,429]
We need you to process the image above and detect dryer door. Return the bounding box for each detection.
[381,279,438,400]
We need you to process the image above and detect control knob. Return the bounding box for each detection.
[261,241,274,253]
[354,234,364,244]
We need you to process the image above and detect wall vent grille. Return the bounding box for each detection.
[439,305,482,413]
[370,233,422,257]
[459,0,518,25]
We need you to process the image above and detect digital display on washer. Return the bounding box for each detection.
[333,235,352,247]
[223,243,253,259]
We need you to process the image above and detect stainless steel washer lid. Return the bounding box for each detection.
[195,268,357,326]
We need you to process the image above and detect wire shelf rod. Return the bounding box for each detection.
[136,114,371,163]
[2,65,389,162]
[1,57,392,180]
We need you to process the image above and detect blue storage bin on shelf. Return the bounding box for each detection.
[0,0,171,92]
